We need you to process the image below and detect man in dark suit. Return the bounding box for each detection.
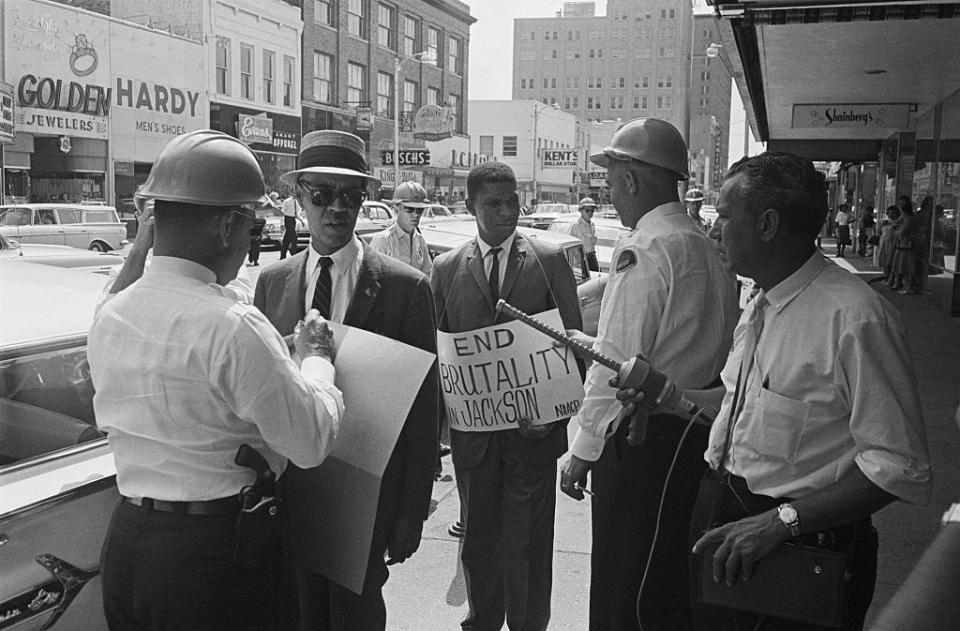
[254,130,439,631]
[430,162,584,631]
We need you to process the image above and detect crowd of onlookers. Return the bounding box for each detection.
[822,195,950,295]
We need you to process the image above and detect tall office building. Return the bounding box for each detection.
[512,1,731,192]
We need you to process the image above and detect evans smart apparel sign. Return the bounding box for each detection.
[792,104,912,130]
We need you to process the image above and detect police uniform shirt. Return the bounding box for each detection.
[369,221,432,276]
[705,253,932,504]
[305,235,363,323]
[570,201,739,461]
[89,256,344,501]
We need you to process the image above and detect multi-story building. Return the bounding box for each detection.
[690,13,731,197]
[302,0,475,197]
[512,1,730,194]
[2,0,209,210]
[111,0,304,192]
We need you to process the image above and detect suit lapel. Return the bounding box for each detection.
[275,252,308,336]
[499,234,528,304]
[467,240,494,311]
[344,244,381,328]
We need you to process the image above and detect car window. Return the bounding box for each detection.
[36,208,58,225]
[0,207,31,226]
[57,208,83,224]
[0,342,103,468]
[84,210,118,223]
[564,244,591,283]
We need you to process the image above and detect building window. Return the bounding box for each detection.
[564,97,570,108]
[596,77,602,88]
[550,78,556,89]
[347,0,368,39]
[376,71,393,117]
[240,43,253,100]
[641,96,648,109]
[283,55,295,107]
[377,4,395,49]
[427,86,439,106]
[503,135,517,157]
[315,0,335,26]
[669,9,676,18]
[401,15,418,57]
[215,37,230,96]
[633,95,639,109]
[403,79,417,113]
[572,96,578,108]
[551,49,558,59]
[479,135,494,156]
[587,96,594,109]
[448,36,462,74]
[262,50,275,104]
[427,27,441,67]
[543,78,549,89]
[347,61,366,105]
[313,52,333,103]
[618,77,625,88]
[448,93,460,130]
[521,78,527,89]
[587,77,593,88]
[530,31,536,40]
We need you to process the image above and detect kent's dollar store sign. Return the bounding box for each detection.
[382,149,430,166]
[542,149,578,168]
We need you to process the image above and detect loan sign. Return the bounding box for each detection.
[437,309,585,432]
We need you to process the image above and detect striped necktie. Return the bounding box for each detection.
[311,256,334,319]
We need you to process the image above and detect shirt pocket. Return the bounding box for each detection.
[755,387,810,463]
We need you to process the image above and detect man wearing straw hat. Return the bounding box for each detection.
[254,129,439,631]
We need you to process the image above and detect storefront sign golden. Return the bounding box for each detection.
[17,74,110,117]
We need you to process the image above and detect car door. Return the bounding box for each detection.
[28,208,68,246]
[56,208,86,249]
[0,335,115,631]
[0,207,33,243]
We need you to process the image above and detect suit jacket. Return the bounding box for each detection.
[254,245,439,556]
[430,232,584,468]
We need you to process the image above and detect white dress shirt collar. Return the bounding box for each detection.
[764,252,828,314]
[307,234,363,275]
[146,255,217,284]
[476,231,517,257]
[634,201,685,232]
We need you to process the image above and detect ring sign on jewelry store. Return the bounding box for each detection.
[437,309,585,432]
[542,149,579,168]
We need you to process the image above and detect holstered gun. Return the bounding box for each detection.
[233,444,282,571]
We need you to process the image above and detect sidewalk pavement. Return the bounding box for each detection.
[381,244,959,630]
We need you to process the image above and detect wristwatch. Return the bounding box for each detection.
[942,503,960,526]
[777,503,801,537]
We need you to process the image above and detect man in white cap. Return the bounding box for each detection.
[254,129,439,631]
[369,181,432,276]
[559,118,738,630]
[567,196,600,271]
[684,187,708,230]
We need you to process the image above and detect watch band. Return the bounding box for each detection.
[942,503,960,526]
[777,502,801,537]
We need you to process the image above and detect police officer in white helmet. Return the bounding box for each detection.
[369,180,433,276]
[559,118,739,630]
[88,130,344,630]
[684,187,708,230]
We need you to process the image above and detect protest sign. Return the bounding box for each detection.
[437,309,585,432]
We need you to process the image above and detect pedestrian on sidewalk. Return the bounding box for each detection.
[858,205,876,257]
[891,196,920,294]
[876,205,900,277]
[835,204,852,257]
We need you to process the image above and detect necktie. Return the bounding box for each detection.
[718,293,768,469]
[311,256,334,319]
[488,247,502,305]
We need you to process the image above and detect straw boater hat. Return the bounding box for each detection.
[280,129,378,186]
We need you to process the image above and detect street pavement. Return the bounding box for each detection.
[249,242,960,630]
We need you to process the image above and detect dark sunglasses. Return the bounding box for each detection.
[299,183,367,208]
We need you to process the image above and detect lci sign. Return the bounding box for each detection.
[792,103,912,130]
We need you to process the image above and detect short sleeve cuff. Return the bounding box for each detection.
[857,449,933,506]
[571,427,607,462]
[301,355,336,385]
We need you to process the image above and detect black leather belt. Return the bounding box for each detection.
[122,495,239,516]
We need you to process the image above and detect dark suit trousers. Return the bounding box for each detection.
[292,498,393,631]
[454,433,557,631]
[688,470,878,631]
[589,414,708,631]
[101,500,275,631]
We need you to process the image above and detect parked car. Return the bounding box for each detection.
[546,215,631,272]
[0,204,127,251]
[0,262,116,630]
[0,232,123,273]
[578,274,607,337]
[422,203,459,221]
[356,200,396,237]
[516,202,578,230]
[259,206,311,250]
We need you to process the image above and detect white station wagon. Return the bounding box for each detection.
[0,204,127,252]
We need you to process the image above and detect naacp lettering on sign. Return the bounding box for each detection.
[381,149,430,166]
[542,149,578,168]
